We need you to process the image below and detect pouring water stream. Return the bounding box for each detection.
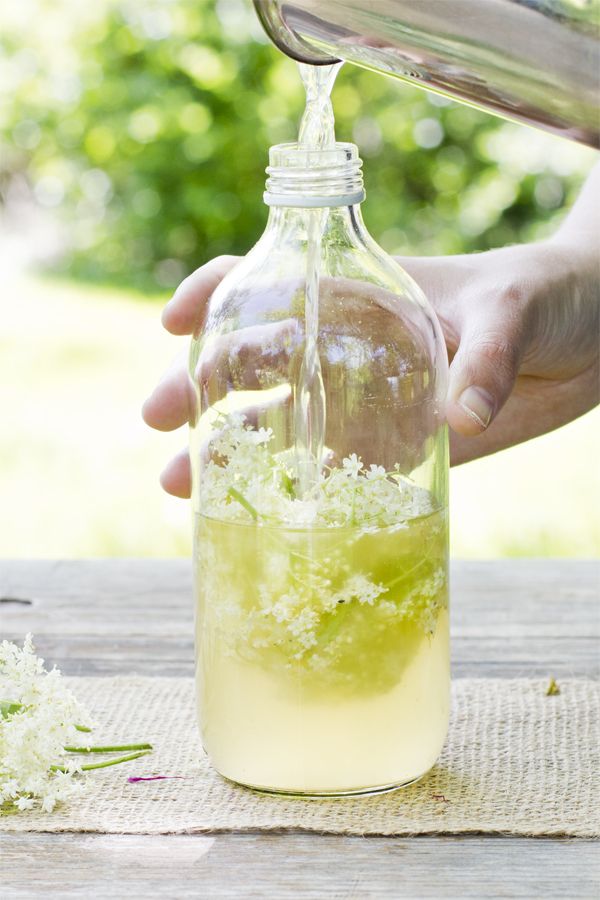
[294,62,343,497]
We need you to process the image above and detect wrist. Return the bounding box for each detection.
[544,231,600,307]
[524,236,599,378]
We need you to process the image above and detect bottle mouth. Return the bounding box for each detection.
[264,142,365,208]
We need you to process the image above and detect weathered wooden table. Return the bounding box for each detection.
[1,559,598,898]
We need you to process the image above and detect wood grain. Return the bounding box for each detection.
[1,559,598,677]
[1,833,598,899]
[1,559,598,899]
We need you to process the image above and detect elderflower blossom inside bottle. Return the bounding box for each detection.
[189,140,449,796]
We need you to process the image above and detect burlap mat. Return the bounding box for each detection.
[2,677,598,836]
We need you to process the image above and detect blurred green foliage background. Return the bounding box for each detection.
[1,0,596,291]
[0,0,598,559]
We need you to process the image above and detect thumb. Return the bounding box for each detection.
[446,318,524,436]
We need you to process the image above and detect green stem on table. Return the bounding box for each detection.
[64,743,153,754]
[227,486,259,520]
[75,724,92,733]
[51,750,152,773]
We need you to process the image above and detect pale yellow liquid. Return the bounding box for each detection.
[194,510,449,795]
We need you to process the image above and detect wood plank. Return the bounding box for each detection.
[2,560,598,678]
[1,833,598,899]
[0,633,596,679]
[2,559,597,633]
[1,560,598,898]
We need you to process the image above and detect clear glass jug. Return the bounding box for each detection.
[190,141,450,795]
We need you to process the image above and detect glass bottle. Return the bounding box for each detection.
[189,141,449,796]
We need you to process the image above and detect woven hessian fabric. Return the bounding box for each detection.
[2,677,598,836]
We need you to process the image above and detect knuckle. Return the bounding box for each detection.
[468,331,521,375]
[497,281,528,308]
[475,279,532,326]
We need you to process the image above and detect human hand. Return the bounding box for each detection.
[142,257,439,495]
[143,234,598,497]
[398,235,599,464]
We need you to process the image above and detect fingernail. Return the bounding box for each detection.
[458,386,494,429]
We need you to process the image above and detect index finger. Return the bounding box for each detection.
[161,255,241,336]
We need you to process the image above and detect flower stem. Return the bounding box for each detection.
[64,743,153,754]
[382,550,433,593]
[281,472,296,498]
[80,750,152,771]
[227,486,259,520]
[52,750,152,773]
[319,600,352,646]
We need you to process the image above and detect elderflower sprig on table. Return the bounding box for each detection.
[1,635,152,814]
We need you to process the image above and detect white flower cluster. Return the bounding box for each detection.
[198,508,447,693]
[252,564,387,660]
[195,414,448,693]
[204,547,444,672]
[199,413,433,528]
[399,566,447,634]
[0,635,92,813]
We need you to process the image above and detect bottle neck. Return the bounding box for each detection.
[263,202,370,247]
[263,141,365,209]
